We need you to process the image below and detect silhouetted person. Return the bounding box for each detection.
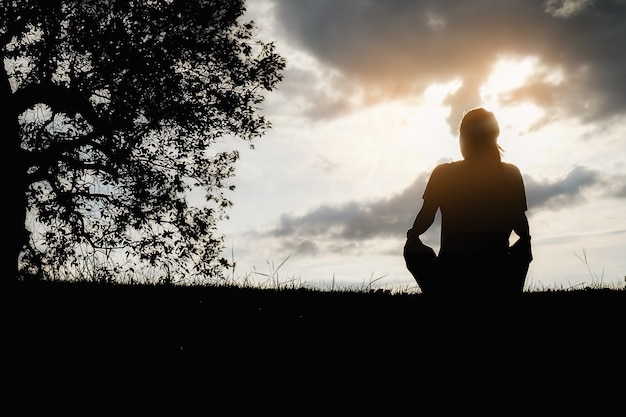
[404,108,532,296]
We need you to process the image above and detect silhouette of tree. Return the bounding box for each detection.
[0,1,285,283]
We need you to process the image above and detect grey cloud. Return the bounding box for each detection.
[544,0,594,18]
[272,0,626,131]
[614,184,626,198]
[292,239,319,256]
[276,65,357,120]
[328,241,360,256]
[266,165,603,254]
[270,171,432,240]
[604,175,626,198]
[544,0,593,18]
[525,166,599,209]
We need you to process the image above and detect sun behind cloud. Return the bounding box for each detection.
[477,56,553,169]
[482,56,538,97]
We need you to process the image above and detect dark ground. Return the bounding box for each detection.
[4,281,625,416]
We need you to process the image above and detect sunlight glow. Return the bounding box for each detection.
[424,78,462,103]
[395,79,464,166]
[482,56,538,98]
[478,56,553,170]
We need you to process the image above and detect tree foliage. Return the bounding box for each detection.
[0,0,285,283]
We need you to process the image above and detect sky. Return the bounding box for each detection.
[211,0,626,292]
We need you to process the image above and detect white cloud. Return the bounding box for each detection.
[543,0,595,18]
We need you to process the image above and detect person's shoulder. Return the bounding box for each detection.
[428,161,456,180]
[500,162,524,181]
[433,160,461,172]
[501,161,519,169]
[501,162,522,174]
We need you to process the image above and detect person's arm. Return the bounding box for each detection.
[512,211,530,241]
[406,200,438,241]
[406,164,442,248]
[507,164,532,262]
[511,211,532,263]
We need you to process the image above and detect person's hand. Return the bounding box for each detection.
[510,236,532,264]
[403,237,436,257]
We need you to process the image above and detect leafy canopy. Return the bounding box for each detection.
[1,0,285,283]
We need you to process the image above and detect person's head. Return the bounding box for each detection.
[459,107,502,162]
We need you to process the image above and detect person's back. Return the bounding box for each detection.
[428,160,526,257]
[404,108,532,296]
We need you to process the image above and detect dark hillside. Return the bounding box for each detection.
[5,281,625,416]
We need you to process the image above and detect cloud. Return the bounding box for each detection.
[271,0,626,131]
[262,165,602,255]
[269,171,432,241]
[604,174,626,199]
[544,0,594,18]
[524,166,599,209]
[274,65,358,120]
[292,239,319,256]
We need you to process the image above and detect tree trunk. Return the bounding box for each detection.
[1,73,28,281]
